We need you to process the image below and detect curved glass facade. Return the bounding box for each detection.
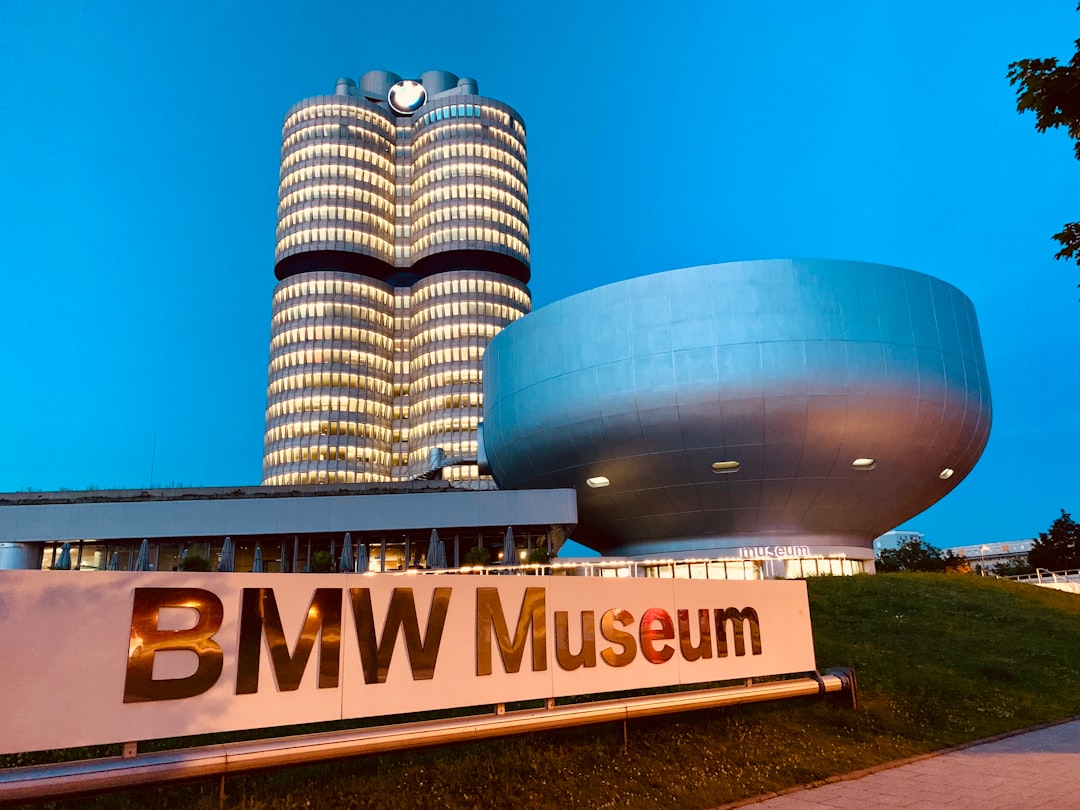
[263,72,531,488]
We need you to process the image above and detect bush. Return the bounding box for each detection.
[179,554,212,572]
[310,550,334,573]
[876,538,964,573]
[527,547,554,564]
[463,546,491,566]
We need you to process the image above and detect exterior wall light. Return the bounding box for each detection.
[710,461,741,473]
[851,458,877,470]
[939,468,955,479]
[585,476,610,488]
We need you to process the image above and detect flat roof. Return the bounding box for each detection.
[0,484,578,543]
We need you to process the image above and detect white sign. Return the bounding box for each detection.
[0,572,815,754]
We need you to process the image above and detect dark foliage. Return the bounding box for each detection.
[1008,9,1080,280]
[1028,509,1080,571]
[177,553,212,572]
[876,537,964,573]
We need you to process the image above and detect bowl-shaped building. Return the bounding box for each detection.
[481,260,992,564]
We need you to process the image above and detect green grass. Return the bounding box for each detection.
[11,574,1080,809]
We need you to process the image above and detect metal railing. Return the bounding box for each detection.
[1004,567,1080,585]
[0,670,856,806]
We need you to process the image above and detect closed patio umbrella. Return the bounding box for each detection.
[428,529,446,569]
[340,533,354,573]
[107,551,120,571]
[356,540,369,574]
[218,537,235,572]
[55,542,72,570]
[134,539,151,571]
[252,544,264,573]
[503,527,516,567]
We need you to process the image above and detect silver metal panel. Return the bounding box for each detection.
[482,260,992,556]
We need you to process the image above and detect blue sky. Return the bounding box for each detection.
[1,0,1076,548]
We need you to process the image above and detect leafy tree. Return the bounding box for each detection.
[876,538,964,573]
[1028,509,1080,571]
[1008,12,1080,283]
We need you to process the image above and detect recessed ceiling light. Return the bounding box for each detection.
[939,468,955,480]
[711,461,740,473]
[586,476,610,488]
[851,458,877,470]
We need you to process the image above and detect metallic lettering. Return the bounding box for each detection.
[475,587,547,676]
[639,607,675,664]
[123,588,224,703]
[235,588,341,694]
[554,610,596,671]
[599,608,636,667]
[677,608,713,662]
[715,607,762,657]
[350,587,452,684]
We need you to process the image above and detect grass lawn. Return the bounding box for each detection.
[9,574,1080,809]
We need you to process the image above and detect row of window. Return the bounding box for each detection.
[409,344,484,373]
[275,225,395,259]
[279,184,395,218]
[270,324,395,354]
[282,138,393,173]
[412,204,528,241]
[263,470,392,486]
[282,123,397,156]
[411,276,530,307]
[407,416,482,442]
[264,418,392,445]
[412,121,525,160]
[408,321,504,351]
[413,226,529,262]
[283,101,395,137]
[413,143,526,181]
[280,161,395,195]
[412,162,527,199]
[412,182,527,218]
[267,371,393,398]
[409,392,482,419]
[408,368,482,396]
[416,103,513,129]
[264,445,392,467]
[278,204,395,238]
[266,394,394,420]
[268,347,394,376]
[411,300,525,329]
[271,300,394,331]
[407,442,480,466]
[273,276,394,307]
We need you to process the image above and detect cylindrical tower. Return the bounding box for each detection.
[262,72,531,488]
[407,271,530,487]
[410,95,530,280]
[263,271,395,485]
[275,96,397,279]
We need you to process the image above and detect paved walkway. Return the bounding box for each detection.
[721,718,1080,809]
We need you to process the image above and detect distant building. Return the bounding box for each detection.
[873,531,926,554]
[945,540,1033,570]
